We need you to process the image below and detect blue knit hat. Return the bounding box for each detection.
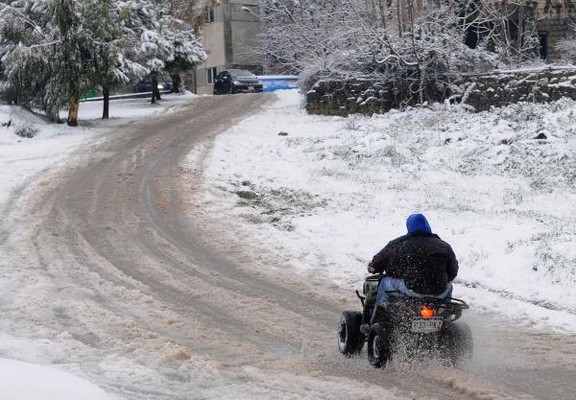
[406,213,432,235]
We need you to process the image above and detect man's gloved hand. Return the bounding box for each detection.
[367,261,376,274]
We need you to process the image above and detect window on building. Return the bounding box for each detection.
[204,7,215,23]
[207,68,218,84]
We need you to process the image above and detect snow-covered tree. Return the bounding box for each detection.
[0,0,206,124]
[52,0,104,126]
[0,0,127,123]
[258,0,540,98]
[165,0,210,25]
[459,0,541,67]
[371,1,498,104]
[116,0,206,102]
[556,20,576,63]
[0,0,62,121]
[80,0,141,119]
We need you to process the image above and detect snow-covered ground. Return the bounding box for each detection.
[0,358,110,400]
[0,95,199,399]
[1,89,575,397]
[198,90,576,333]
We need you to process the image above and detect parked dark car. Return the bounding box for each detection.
[213,69,263,95]
[133,76,173,93]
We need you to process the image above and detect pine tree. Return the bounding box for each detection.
[0,0,206,124]
[115,0,206,103]
[0,0,62,121]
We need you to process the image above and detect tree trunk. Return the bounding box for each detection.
[102,86,110,119]
[379,0,387,30]
[151,73,161,104]
[171,73,182,93]
[397,1,402,36]
[516,5,525,65]
[67,95,80,127]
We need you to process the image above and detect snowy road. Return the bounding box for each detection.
[1,94,575,399]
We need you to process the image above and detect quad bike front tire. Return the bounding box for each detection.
[338,311,364,356]
[367,323,391,368]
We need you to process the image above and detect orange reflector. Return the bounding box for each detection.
[420,306,435,319]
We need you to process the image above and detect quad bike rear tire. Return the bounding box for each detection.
[338,311,364,356]
[367,323,391,368]
[441,322,473,366]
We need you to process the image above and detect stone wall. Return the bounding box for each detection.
[305,67,576,116]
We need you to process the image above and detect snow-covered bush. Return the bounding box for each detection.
[14,122,38,138]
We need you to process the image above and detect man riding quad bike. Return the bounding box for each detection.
[338,214,473,367]
[338,274,473,367]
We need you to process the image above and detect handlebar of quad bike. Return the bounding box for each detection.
[355,274,470,310]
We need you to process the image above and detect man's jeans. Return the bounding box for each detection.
[375,277,453,304]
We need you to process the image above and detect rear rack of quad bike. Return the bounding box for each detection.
[355,274,470,312]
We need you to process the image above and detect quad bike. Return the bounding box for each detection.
[338,274,473,368]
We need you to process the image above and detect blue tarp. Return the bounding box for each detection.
[257,75,298,92]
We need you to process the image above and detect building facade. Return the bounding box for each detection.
[532,0,576,60]
[195,0,261,95]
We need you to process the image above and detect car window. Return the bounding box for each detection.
[229,69,254,78]
[140,75,171,83]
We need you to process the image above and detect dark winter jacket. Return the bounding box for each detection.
[368,215,459,295]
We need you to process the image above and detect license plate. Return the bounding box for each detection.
[248,86,254,90]
[411,318,443,333]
